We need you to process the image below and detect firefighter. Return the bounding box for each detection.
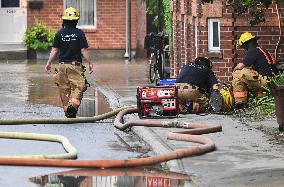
[45,7,94,118]
[232,32,278,109]
[176,57,219,114]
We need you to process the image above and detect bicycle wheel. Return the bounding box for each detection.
[149,54,157,83]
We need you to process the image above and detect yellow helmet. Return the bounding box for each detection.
[238,32,256,47]
[62,7,80,20]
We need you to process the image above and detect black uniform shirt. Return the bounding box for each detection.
[53,27,89,63]
[242,47,278,76]
[176,63,218,94]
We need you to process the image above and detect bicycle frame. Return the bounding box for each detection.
[149,47,165,84]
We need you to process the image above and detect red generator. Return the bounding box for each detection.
[136,86,178,118]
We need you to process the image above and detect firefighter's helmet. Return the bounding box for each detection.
[62,7,80,20]
[194,57,213,69]
[238,32,256,47]
[210,83,234,112]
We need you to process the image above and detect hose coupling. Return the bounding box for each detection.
[162,121,172,127]
[182,122,191,129]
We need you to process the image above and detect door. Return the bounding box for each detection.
[0,0,27,43]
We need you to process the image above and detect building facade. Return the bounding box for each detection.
[171,0,284,81]
[0,0,147,59]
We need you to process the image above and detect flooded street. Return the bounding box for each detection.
[0,59,190,187]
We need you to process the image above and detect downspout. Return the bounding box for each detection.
[195,17,198,58]
[124,0,131,60]
[275,0,281,61]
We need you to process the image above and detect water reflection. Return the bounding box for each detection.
[30,168,191,187]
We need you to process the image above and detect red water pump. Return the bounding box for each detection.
[136,86,178,118]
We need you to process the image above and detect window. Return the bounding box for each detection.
[1,0,19,7]
[208,18,220,51]
[64,0,97,29]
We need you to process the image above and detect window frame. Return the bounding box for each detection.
[63,0,97,29]
[208,18,220,52]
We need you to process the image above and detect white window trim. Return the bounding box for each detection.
[63,0,97,29]
[208,18,220,52]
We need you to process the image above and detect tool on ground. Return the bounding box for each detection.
[210,83,234,112]
[136,86,178,118]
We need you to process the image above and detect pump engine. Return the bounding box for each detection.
[136,86,178,118]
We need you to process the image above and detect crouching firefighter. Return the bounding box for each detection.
[232,32,278,110]
[176,57,219,114]
[45,7,94,118]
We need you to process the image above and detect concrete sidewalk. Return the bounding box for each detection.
[96,59,284,187]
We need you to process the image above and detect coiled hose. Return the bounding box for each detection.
[0,107,222,168]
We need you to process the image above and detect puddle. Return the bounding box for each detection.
[29,168,191,187]
[77,88,112,117]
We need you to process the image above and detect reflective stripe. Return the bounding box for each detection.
[257,47,276,65]
[233,91,248,98]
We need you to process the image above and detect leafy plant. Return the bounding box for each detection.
[203,0,274,26]
[23,23,55,51]
[269,72,284,86]
[146,0,172,52]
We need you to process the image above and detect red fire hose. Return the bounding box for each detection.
[0,107,222,168]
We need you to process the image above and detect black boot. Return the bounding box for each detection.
[65,105,77,118]
[234,103,248,110]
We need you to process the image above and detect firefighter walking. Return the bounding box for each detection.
[232,32,278,109]
[45,7,94,118]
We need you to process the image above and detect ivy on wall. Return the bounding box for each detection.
[202,0,274,25]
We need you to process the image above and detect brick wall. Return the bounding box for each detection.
[27,0,142,55]
[172,0,284,81]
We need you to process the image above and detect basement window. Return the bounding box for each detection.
[64,0,97,29]
[208,18,220,51]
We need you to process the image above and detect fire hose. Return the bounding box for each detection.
[0,107,222,168]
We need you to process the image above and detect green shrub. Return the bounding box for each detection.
[269,72,284,86]
[23,23,55,51]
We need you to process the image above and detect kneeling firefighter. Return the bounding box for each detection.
[233,32,278,109]
[45,7,94,118]
[176,57,219,113]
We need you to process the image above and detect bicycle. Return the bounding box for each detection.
[144,32,169,84]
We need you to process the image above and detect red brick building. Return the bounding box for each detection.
[0,0,147,59]
[171,0,284,81]
[28,0,147,58]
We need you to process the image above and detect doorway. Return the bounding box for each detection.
[0,0,27,46]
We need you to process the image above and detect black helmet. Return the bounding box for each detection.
[194,57,213,69]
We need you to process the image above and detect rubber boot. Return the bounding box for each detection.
[65,105,78,118]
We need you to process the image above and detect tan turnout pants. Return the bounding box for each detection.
[52,63,87,111]
[232,67,268,104]
[175,83,209,113]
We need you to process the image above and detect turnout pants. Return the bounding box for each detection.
[232,68,268,104]
[176,83,209,113]
[52,63,87,111]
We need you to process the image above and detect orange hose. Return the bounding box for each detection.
[0,107,222,168]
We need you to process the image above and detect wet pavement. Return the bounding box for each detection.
[0,59,192,187]
[0,58,283,186]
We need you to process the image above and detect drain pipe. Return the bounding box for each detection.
[124,0,131,60]
[275,0,281,61]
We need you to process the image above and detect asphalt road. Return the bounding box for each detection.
[0,59,157,187]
